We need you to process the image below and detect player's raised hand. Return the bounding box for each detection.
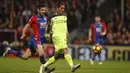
[20,35,26,40]
[100,32,106,36]
[44,33,50,38]
[88,38,92,43]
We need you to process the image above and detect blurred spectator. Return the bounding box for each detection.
[0,7,9,29]
[72,6,130,45]
[0,16,9,29]
[0,0,130,46]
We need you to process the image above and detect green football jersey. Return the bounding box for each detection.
[49,13,67,36]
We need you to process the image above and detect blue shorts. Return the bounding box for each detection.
[28,36,45,52]
[94,38,102,45]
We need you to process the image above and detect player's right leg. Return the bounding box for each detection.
[63,48,81,72]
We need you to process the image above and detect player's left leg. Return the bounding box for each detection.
[30,36,54,73]
[36,44,46,64]
[36,44,47,73]
[29,37,46,66]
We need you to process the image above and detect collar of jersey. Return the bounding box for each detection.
[36,14,45,18]
[55,13,64,16]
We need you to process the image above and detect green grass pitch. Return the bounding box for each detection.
[0,57,130,73]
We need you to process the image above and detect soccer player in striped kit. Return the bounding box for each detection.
[3,4,54,73]
[88,15,107,65]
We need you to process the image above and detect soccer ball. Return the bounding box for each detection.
[92,45,102,54]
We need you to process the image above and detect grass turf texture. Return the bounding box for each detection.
[0,57,130,73]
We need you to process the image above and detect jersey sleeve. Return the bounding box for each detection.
[90,24,94,30]
[45,16,49,25]
[102,23,106,31]
[27,16,35,26]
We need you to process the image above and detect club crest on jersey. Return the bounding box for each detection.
[37,18,42,20]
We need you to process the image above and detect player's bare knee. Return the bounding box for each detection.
[63,48,68,55]
[22,57,29,60]
[54,55,60,60]
[38,50,44,56]
[54,52,60,60]
[37,44,45,56]
[22,50,31,60]
[22,55,30,60]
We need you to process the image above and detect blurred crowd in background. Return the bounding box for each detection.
[0,0,130,46]
[0,0,97,30]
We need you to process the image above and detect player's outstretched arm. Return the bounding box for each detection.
[20,24,30,39]
[88,28,92,43]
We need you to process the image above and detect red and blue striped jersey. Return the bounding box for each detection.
[27,15,48,44]
[90,22,106,43]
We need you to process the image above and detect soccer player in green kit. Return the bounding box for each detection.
[41,1,81,72]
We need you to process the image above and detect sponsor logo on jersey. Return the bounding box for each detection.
[40,22,46,28]
[37,18,42,20]
[96,28,102,32]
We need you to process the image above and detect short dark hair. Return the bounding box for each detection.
[38,4,45,9]
[95,14,101,17]
[95,16,101,18]
[56,1,65,8]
